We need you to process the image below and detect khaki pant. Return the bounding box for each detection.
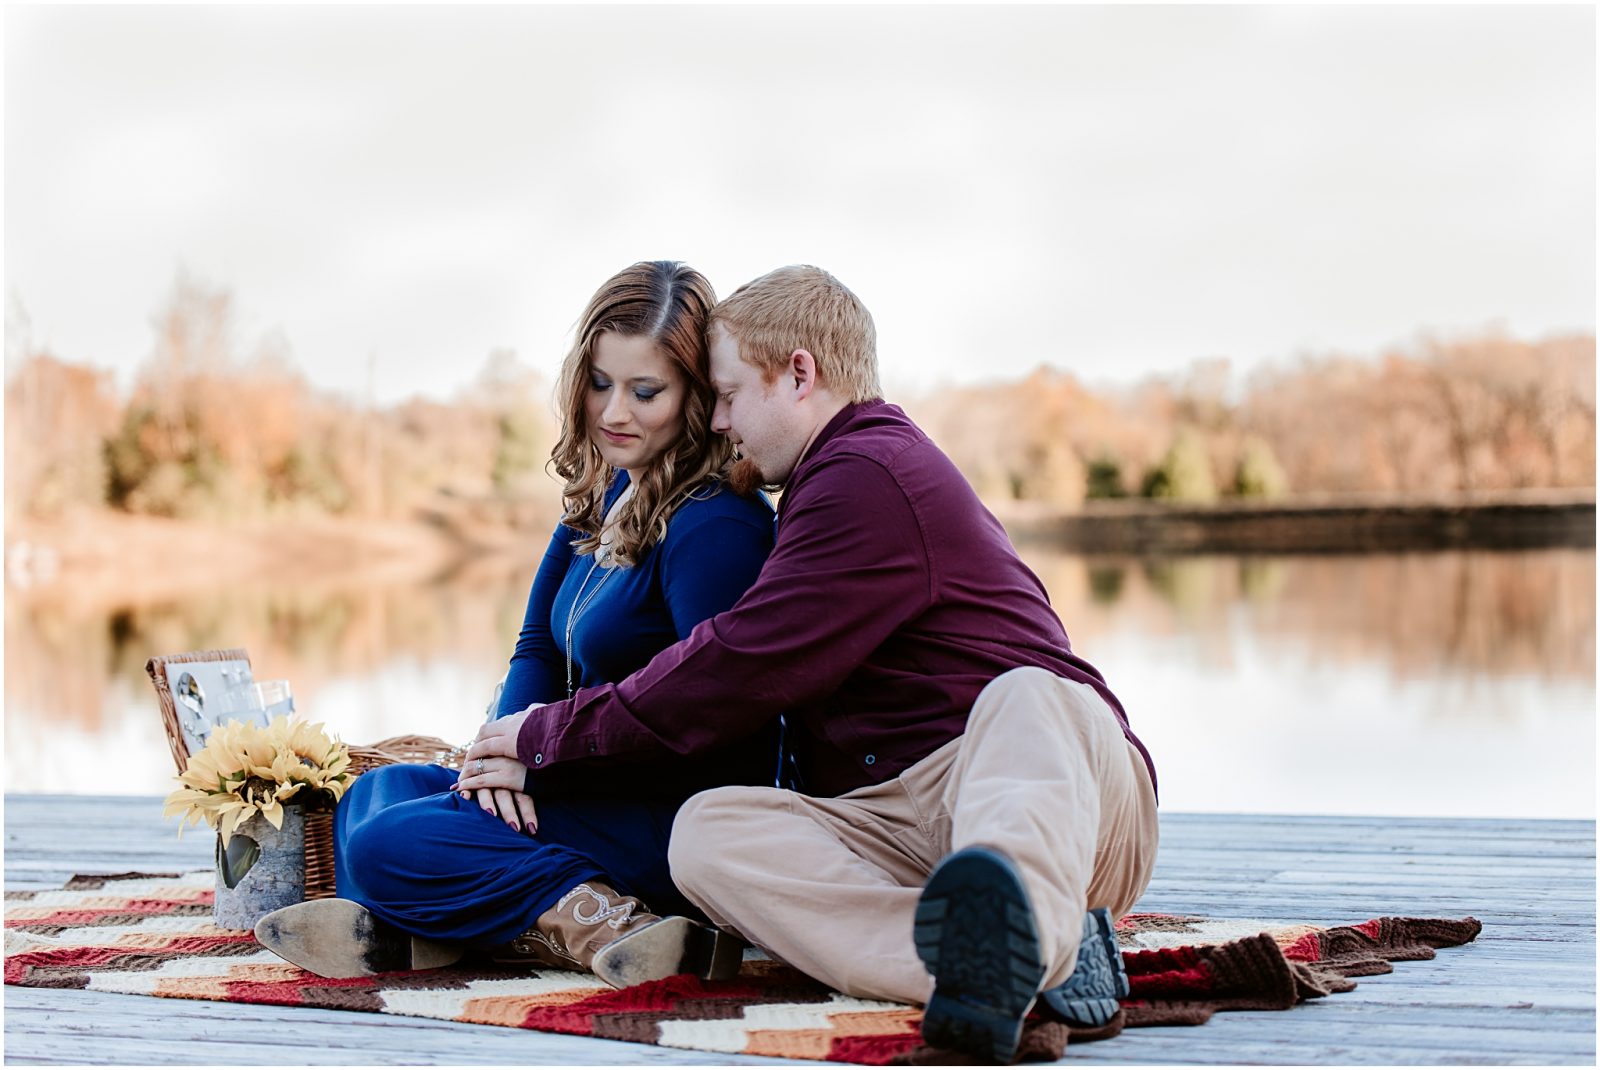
[668,667,1159,1005]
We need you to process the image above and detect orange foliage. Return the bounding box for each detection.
[7,275,558,526]
[908,332,1595,505]
[7,275,1592,523]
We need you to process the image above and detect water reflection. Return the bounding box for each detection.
[1030,549,1596,684]
[5,547,1593,815]
[1085,563,1126,606]
[6,555,538,786]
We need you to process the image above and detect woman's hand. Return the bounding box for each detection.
[454,754,539,834]
[456,705,540,832]
[479,786,539,836]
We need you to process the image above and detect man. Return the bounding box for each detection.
[462,265,1159,1064]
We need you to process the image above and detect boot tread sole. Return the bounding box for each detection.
[1039,907,1130,1028]
[914,847,1044,1064]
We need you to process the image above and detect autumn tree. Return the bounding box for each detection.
[1234,436,1289,499]
[6,353,120,517]
[1085,455,1128,500]
[1142,427,1218,502]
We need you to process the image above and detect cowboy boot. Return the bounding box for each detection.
[255,898,465,978]
[493,917,583,971]
[497,881,743,989]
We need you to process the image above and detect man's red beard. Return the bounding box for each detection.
[728,456,765,496]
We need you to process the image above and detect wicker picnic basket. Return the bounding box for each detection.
[147,649,465,900]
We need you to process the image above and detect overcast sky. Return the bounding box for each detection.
[6,5,1594,405]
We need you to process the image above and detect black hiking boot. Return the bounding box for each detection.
[1038,907,1129,1027]
[913,846,1044,1064]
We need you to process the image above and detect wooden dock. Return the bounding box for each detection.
[5,795,1594,1065]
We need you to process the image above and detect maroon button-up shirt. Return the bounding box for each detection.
[518,400,1156,800]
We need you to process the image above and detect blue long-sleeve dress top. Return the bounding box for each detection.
[499,471,781,798]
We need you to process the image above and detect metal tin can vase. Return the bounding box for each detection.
[212,803,306,930]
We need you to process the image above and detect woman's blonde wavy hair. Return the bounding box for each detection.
[548,261,733,567]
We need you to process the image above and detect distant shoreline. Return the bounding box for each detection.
[994,489,1597,554]
[3,505,555,605]
[6,490,1593,604]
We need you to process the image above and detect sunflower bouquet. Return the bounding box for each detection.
[163,716,353,845]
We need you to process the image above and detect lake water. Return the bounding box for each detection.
[6,546,1593,818]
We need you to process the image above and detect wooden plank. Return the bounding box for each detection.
[1191,1000,1594,1031]
[1159,812,1594,830]
[1149,852,1593,871]
[1150,838,1596,857]
[0,1028,778,1067]
[1,988,801,1066]
[1153,817,1596,837]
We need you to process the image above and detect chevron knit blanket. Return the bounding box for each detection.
[5,871,1481,1064]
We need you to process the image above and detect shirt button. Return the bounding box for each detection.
[533,753,544,765]
[864,754,876,766]
[587,742,597,753]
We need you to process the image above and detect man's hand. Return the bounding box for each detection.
[466,705,534,763]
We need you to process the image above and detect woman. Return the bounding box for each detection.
[256,262,777,988]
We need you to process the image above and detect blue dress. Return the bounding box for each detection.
[333,473,776,947]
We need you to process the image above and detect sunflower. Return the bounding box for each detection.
[163,715,353,846]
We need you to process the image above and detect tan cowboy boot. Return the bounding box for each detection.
[494,921,583,971]
[255,898,465,978]
[498,881,743,989]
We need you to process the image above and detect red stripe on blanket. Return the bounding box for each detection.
[5,898,211,928]
[1124,944,1220,998]
[827,1032,924,1065]
[519,972,777,1033]
[4,933,253,984]
[220,974,391,1008]
[1281,931,1324,961]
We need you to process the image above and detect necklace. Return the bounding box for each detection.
[564,479,634,697]
[564,553,615,698]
